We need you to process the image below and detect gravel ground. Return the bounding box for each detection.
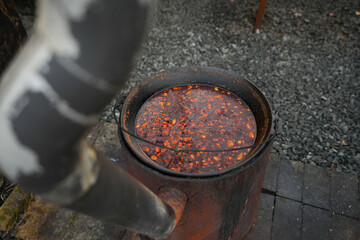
[103,0,360,175]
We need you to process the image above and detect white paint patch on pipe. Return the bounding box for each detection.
[62,0,97,21]
[0,36,50,180]
[57,58,119,94]
[0,35,94,180]
[0,0,98,180]
[36,0,97,58]
[30,71,98,125]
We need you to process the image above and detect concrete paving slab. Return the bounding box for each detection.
[244,193,274,240]
[303,164,330,209]
[85,121,105,145]
[16,199,128,240]
[16,200,74,240]
[62,212,126,240]
[302,205,331,240]
[277,159,304,201]
[330,213,360,240]
[262,153,280,193]
[330,171,359,219]
[93,122,125,168]
[272,196,302,240]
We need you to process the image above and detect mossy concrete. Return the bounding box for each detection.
[0,186,31,232]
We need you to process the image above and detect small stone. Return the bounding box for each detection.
[221,47,228,53]
[340,123,349,132]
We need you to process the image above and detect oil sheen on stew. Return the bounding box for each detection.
[135,85,257,174]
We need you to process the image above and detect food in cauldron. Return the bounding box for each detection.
[135,85,256,173]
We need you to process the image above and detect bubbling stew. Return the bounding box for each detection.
[135,85,256,174]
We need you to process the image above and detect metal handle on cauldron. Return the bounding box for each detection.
[113,103,282,154]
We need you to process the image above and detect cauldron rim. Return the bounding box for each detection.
[120,66,273,178]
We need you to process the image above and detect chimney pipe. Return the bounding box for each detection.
[0,0,181,238]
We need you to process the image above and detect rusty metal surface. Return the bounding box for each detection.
[253,0,267,31]
[119,130,272,240]
[158,187,188,231]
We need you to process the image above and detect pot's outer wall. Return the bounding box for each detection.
[119,130,273,240]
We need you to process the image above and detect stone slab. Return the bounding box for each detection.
[0,186,29,232]
[62,212,126,240]
[277,159,304,201]
[93,122,125,168]
[303,164,330,209]
[16,200,74,240]
[16,200,128,240]
[302,205,331,240]
[330,171,359,219]
[272,196,302,240]
[330,213,360,240]
[85,121,105,145]
[244,193,274,240]
[262,153,280,193]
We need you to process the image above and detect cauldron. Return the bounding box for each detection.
[118,67,275,240]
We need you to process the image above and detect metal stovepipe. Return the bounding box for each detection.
[0,0,182,238]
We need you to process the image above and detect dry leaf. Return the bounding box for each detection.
[341,139,347,146]
[295,12,302,17]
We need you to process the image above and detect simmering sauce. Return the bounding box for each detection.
[135,85,256,173]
